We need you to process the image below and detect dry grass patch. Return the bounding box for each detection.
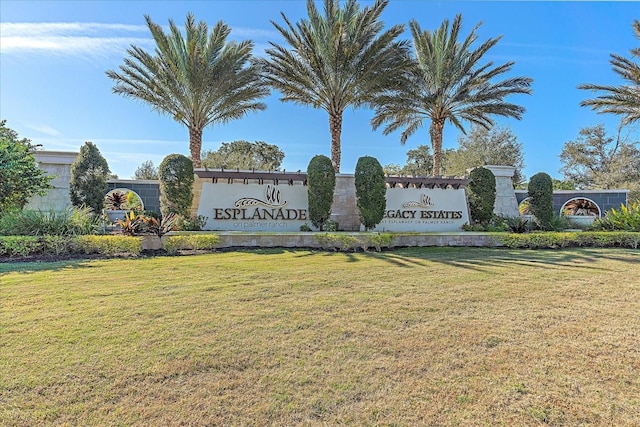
[1,248,639,426]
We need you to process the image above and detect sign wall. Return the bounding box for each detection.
[198,181,470,232]
[372,187,470,232]
[198,182,309,231]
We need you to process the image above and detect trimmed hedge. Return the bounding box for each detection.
[467,167,496,225]
[0,234,225,258]
[69,141,110,213]
[314,232,395,252]
[0,235,143,257]
[354,156,386,230]
[159,154,194,217]
[163,234,220,254]
[306,155,336,230]
[1,232,637,258]
[75,235,143,256]
[528,172,554,230]
[496,232,640,249]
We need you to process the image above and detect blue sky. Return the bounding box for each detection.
[1,0,637,180]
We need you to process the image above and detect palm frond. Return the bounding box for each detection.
[106,13,268,165]
[371,14,532,175]
[260,0,408,171]
[579,20,640,125]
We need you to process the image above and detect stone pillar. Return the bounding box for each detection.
[484,165,519,217]
[330,174,360,231]
[190,171,207,218]
[26,151,78,211]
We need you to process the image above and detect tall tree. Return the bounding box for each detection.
[0,120,53,212]
[560,123,640,202]
[579,20,640,125]
[372,15,532,175]
[133,160,159,180]
[401,144,436,176]
[106,13,268,167]
[258,0,409,172]
[69,142,110,213]
[201,140,284,170]
[446,125,525,185]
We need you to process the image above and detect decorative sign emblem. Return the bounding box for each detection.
[234,185,287,208]
[402,194,434,209]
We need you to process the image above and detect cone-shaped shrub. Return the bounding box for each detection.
[528,172,554,230]
[467,167,496,224]
[355,156,386,230]
[307,155,336,230]
[159,154,194,217]
[69,142,110,213]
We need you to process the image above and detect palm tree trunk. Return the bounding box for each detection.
[189,126,203,167]
[329,111,343,173]
[429,118,445,176]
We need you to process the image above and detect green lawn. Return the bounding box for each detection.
[1,248,639,426]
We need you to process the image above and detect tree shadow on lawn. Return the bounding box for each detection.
[292,246,638,273]
[0,254,134,275]
[387,247,640,273]
[1,247,636,276]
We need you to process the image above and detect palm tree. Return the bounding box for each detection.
[579,20,640,125]
[371,15,533,176]
[106,13,269,167]
[258,0,409,172]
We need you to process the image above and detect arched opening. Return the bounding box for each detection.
[104,188,145,211]
[561,197,601,217]
[518,197,532,215]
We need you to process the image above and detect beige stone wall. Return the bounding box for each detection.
[25,151,78,211]
[190,175,207,218]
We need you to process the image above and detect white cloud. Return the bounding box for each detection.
[27,124,62,137]
[0,22,276,58]
[0,22,153,57]
[0,22,148,37]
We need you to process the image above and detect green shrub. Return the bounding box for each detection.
[324,220,339,232]
[366,233,395,252]
[528,172,554,230]
[69,141,110,213]
[0,207,101,236]
[40,235,74,255]
[500,215,530,233]
[141,213,179,237]
[354,156,386,230]
[0,121,53,212]
[159,154,194,217]
[0,236,41,257]
[496,231,640,249]
[306,155,336,230]
[163,234,220,254]
[589,201,640,232]
[313,232,395,252]
[74,235,142,256]
[299,223,312,232]
[176,214,208,231]
[548,215,571,232]
[114,211,145,236]
[314,233,360,252]
[467,167,496,225]
[463,215,510,232]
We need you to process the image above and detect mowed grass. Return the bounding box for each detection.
[1,248,639,426]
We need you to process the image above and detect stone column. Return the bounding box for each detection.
[484,165,519,217]
[27,151,78,211]
[190,170,208,218]
[330,174,361,231]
